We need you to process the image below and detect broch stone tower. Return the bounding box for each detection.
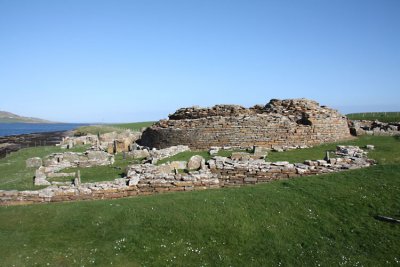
[140,98,352,150]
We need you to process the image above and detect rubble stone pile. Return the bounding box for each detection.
[349,120,400,136]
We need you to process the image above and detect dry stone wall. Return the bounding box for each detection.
[140,99,352,150]
[0,146,374,206]
[349,120,400,136]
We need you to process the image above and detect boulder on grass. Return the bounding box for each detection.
[188,155,204,170]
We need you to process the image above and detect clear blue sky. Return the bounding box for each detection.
[0,0,399,123]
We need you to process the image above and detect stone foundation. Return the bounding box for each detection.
[34,150,115,186]
[0,146,374,206]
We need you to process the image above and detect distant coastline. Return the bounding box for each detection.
[0,123,89,137]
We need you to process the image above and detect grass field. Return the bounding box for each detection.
[110,122,155,131]
[74,121,154,136]
[347,112,400,122]
[0,136,399,266]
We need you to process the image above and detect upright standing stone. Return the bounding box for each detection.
[324,151,330,162]
[74,170,81,186]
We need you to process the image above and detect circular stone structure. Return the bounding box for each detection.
[140,98,353,150]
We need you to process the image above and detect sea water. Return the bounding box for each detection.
[0,123,88,137]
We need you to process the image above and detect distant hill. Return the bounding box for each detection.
[0,111,54,123]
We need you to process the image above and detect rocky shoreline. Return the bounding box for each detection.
[0,130,72,158]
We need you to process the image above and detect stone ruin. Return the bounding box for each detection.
[59,130,141,154]
[140,98,353,150]
[129,145,191,164]
[0,98,385,206]
[0,145,375,205]
[349,120,400,136]
[32,150,114,186]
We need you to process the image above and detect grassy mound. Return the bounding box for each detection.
[0,136,399,266]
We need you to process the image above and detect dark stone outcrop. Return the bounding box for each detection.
[0,131,69,158]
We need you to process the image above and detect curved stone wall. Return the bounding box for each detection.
[140,99,353,150]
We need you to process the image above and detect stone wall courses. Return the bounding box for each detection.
[140,99,353,150]
[350,120,400,136]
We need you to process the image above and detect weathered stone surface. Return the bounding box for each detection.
[188,155,204,170]
[130,149,150,159]
[209,147,220,155]
[34,167,50,186]
[169,161,187,170]
[231,152,251,161]
[366,144,375,150]
[157,164,172,174]
[272,161,289,166]
[26,157,42,168]
[61,130,141,153]
[128,175,140,186]
[149,145,190,161]
[140,98,352,150]
[87,151,110,162]
[253,146,269,159]
[350,120,400,136]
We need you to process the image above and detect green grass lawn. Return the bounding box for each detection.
[0,136,399,266]
[347,112,400,123]
[0,145,89,191]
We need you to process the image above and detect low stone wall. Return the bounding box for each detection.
[0,146,374,206]
[33,150,114,186]
[350,120,400,136]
